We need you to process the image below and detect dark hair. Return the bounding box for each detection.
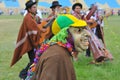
[72,3,82,10]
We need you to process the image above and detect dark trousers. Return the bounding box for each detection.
[19,49,35,79]
[86,47,91,57]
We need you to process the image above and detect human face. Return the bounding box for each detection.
[74,6,82,13]
[53,6,61,14]
[28,4,37,15]
[69,27,90,53]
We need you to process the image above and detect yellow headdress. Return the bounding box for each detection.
[52,14,87,35]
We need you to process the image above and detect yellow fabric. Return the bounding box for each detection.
[52,20,61,35]
[70,20,87,27]
[52,14,87,35]
[65,14,87,27]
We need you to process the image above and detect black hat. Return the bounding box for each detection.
[25,1,37,10]
[50,1,62,8]
[72,3,82,10]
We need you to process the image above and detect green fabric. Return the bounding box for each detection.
[56,15,74,29]
[50,27,69,43]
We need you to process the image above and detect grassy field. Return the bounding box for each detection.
[0,15,120,80]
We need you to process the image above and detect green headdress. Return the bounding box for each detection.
[50,14,87,43]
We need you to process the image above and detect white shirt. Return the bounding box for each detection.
[23,9,42,19]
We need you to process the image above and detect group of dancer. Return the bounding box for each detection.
[10,0,113,80]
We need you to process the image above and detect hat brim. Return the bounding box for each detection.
[25,2,37,10]
[70,20,87,27]
[50,5,62,8]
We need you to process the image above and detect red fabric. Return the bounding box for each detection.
[72,11,82,19]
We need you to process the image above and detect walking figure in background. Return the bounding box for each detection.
[10,1,45,79]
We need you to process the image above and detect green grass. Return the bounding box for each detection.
[0,15,120,80]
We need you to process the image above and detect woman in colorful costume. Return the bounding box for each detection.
[26,14,90,80]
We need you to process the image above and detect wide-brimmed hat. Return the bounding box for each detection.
[25,1,37,10]
[72,3,82,10]
[50,1,62,8]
